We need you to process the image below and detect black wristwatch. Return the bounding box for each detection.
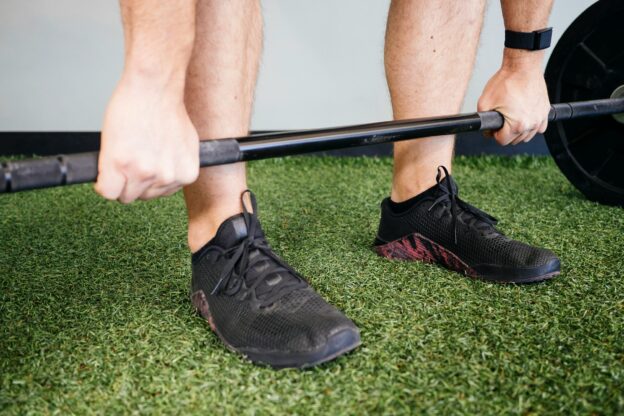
[504,28,553,51]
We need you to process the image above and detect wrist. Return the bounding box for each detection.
[120,60,188,97]
[121,37,194,96]
[501,48,545,71]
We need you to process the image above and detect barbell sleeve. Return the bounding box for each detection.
[2,97,623,193]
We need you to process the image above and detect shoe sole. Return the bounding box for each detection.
[374,232,560,284]
[191,290,361,369]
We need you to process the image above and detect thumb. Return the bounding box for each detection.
[477,98,490,113]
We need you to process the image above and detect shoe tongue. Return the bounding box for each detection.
[213,213,263,249]
[435,173,459,196]
[431,175,498,230]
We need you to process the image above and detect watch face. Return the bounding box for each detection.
[534,28,553,50]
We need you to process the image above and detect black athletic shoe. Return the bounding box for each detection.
[191,190,360,368]
[374,167,560,283]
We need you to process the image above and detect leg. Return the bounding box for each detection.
[376,0,559,283]
[385,0,486,202]
[183,0,262,252]
[186,2,361,368]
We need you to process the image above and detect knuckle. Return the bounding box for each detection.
[517,121,530,133]
[132,160,156,179]
[114,157,132,171]
[157,170,176,186]
[510,125,523,134]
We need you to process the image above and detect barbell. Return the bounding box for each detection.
[1,0,623,207]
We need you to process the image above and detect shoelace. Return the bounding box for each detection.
[209,190,306,306]
[428,166,498,244]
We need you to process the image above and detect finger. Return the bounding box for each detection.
[508,120,532,145]
[512,129,536,145]
[162,187,180,197]
[523,127,541,143]
[476,100,489,113]
[139,184,181,200]
[511,129,531,145]
[493,121,516,146]
[537,118,548,134]
[118,178,154,204]
[95,166,126,200]
[509,132,526,145]
[518,120,542,144]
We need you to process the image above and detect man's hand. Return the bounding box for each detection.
[95,0,199,204]
[95,79,199,203]
[478,64,551,146]
[480,0,554,146]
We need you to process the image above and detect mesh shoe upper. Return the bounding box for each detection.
[191,191,359,355]
[375,167,559,278]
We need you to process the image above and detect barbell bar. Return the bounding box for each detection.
[1,96,623,194]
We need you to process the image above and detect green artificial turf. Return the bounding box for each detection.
[1,155,623,415]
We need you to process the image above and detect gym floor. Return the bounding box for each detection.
[1,155,622,414]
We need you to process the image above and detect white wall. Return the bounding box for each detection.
[0,0,595,131]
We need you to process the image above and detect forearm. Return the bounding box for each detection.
[500,0,553,70]
[119,0,197,92]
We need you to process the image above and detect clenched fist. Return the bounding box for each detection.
[478,64,551,146]
[95,78,199,203]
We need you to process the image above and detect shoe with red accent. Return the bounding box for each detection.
[373,167,560,283]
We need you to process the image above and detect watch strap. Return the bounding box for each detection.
[505,28,553,51]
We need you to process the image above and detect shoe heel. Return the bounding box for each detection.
[191,290,216,332]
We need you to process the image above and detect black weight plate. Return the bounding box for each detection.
[545,0,624,206]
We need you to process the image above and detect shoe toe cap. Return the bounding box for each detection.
[291,309,360,351]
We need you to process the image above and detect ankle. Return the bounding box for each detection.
[391,179,437,202]
[188,208,243,252]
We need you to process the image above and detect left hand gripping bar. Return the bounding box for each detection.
[0,139,242,193]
